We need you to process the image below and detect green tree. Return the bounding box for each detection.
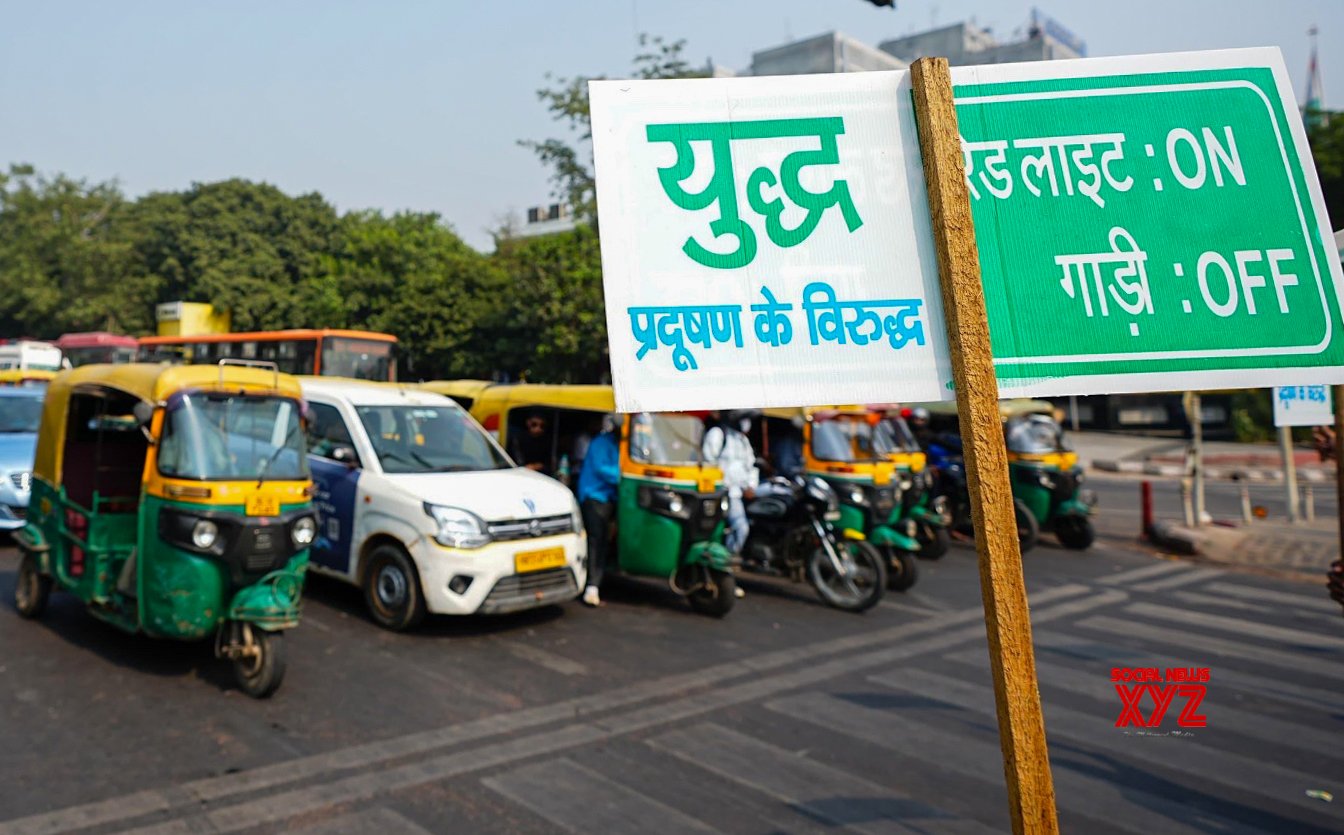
[520,34,707,221]
[0,165,155,335]
[335,210,507,379]
[491,225,607,383]
[1306,109,1343,230]
[126,179,342,330]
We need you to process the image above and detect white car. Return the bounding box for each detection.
[300,379,585,630]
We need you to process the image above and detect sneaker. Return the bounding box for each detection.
[582,586,602,607]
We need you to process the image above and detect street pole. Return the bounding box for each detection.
[911,56,1059,835]
[1279,425,1300,523]
[1192,392,1206,526]
[1068,395,1079,432]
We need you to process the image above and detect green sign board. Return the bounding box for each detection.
[954,48,1344,396]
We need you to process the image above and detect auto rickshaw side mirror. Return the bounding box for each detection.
[133,401,156,444]
[330,445,359,469]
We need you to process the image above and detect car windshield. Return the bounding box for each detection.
[1006,415,1070,454]
[629,413,704,466]
[355,403,510,473]
[0,396,43,433]
[811,417,893,463]
[157,393,307,481]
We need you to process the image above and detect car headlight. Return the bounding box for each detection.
[291,515,317,547]
[424,503,492,548]
[192,519,219,550]
[570,502,583,534]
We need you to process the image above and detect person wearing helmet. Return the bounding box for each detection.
[907,407,932,449]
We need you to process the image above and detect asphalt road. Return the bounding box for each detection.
[0,520,1341,834]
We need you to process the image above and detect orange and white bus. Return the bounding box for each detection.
[137,329,399,382]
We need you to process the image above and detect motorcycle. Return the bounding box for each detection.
[742,476,887,613]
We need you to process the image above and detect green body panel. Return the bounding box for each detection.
[228,552,309,631]
[22,480,310,640]
[686,541,732,571]
[1008,463,1090,526]
[836,502,867,536]
[616,478,687,578]
[1056,498,1093,518]
[868,524,921,552]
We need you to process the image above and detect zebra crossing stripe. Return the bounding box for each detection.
[767,691,1258,835]
[1076,615,1344,685]
[648,723,999,835]
[1098,561,1191,586]
[483,758,716,834]
[1124,602,1344,651]
[868,668,1344,821]
[1203,581,1342,616]
[1128,567,1224,593]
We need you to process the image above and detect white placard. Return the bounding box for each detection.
[1273,384,1333,427]
[590,72,951,413]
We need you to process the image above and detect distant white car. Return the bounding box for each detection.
[300,379,585,630]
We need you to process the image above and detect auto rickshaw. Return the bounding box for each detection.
[915,399,1095,551]
[875,407,951,560]
[423,382,737,616]
[1004,406,1096,550]
[12,363,317,697]
[768,406,920,591]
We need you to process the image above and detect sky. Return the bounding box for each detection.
[2,1,1339,252]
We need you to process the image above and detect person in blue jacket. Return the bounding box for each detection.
[576,414,621,607]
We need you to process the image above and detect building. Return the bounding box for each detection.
[748,31,906,76]
[513,203,578,240]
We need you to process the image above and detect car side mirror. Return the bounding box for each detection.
[330,445,359,469]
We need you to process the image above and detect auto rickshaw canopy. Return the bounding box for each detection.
[33,363,305,486]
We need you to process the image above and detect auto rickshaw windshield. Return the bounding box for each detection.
[629,413,705,465]
[883,416,921,452]
[811,417,896,462]
[1006,415,1071,454]
[157,392,308,481]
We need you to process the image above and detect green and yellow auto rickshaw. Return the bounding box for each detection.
[876,407,952,560]
[12,363,317,697]
[781,406,921,592]
[1004,407,1096,550]
[421,382,736,616]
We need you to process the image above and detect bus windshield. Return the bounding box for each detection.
[323,337,396,381]
[629,414,705,466]
[355,404,510,473]
[157,394,307,481]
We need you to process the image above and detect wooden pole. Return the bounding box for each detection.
[910,57,1060,835]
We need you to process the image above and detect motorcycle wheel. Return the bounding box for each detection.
[687,567,736,618]
[808,539,886,613]
[1015,499,1040,553]
[885,547,919,592]
[916,523,950,560]
[1055,516,1095,550]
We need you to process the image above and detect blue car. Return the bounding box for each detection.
[0,387,44,530]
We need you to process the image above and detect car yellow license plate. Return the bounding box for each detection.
[245,494,281,517]
[514,546,566,574]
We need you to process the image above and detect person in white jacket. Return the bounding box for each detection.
[702,410,760,556]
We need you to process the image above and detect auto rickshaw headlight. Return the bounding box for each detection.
[846,486,868,506]
[291,516,317,547]
[192,519,219,550]
[424,503,491,548]
[720,495,729,513]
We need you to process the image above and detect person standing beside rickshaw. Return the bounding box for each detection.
[576,414,621,607]
[702,411,760,556]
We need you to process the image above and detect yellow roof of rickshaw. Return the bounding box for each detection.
[417,379,496,403]
[472,383,616,414]
[33,363,304,484]
[0,369,56,384]
[913,398,1055,421]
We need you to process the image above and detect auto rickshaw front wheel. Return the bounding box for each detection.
[230,622,286,699]
[687,567,736,618]
[885,547,919,592]
[14,552,51,619]
[916,523,950,560]
[1015,499,1040,553]
[1055,516,1096,550]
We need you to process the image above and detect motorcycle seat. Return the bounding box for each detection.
[745,496,789,519]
